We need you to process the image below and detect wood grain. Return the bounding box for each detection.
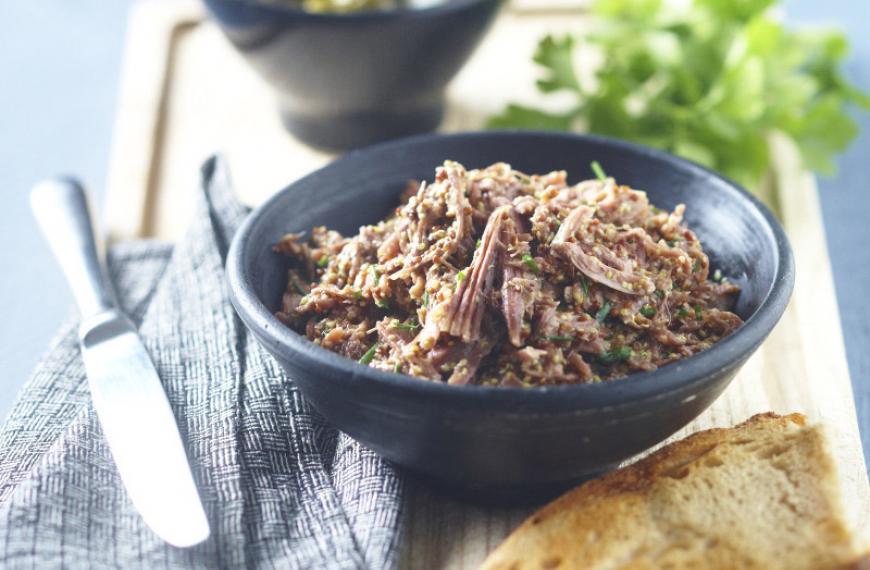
[106,2,870,567]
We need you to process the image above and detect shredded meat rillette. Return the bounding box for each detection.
[274,161,742,386]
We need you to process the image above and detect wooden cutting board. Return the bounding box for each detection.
[104,1,869,566]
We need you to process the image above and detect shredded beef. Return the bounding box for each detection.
[274,161,743,386]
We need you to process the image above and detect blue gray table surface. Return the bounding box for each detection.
[1,1,868,471]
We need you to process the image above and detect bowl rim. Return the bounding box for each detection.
[212,0,500,20]
[226,130,795,411]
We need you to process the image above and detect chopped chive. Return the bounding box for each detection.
[713,269,723,282]
[599,345,632,364]
[353,289,363,299]
[654,289,665,299]
[640,305,656,318]
[394,362,402,373]
[694,304,703,320]
[475,238,482,250]
[580,277,590,297]
[692,259,700,273]
[317,256,329,268]
[291,279,307,295]
[359,343,379,365]
[456,270,467,283]
[394,318,419,331]
[375,298,390,309]
[548,335,573,342]
[522,253,540,274]
[591,160,607,181]
[368,265,381,282]
[422,291,430,307]
[677,307,690,319]
[596,301,612,323]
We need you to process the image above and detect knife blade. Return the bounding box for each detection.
[31,178,210,548]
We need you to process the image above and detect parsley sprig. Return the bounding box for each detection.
[488,0,870,189]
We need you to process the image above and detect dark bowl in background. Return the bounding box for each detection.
[202,0,503,151]
[226,131,794,503]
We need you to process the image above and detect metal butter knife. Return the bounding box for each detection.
[31,179,210,547]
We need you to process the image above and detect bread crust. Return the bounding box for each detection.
[481,413,864,570]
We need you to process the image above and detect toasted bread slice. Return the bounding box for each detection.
[481,413,866,570]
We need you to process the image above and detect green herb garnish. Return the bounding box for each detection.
[590,160,607,181]
[476,238,482,250]
[394,362,402,373]
[423,291,429,308]
[317,256,330,268]
[580,277,590,298]
[694,304,703,321]
[375,298,390,309]
[522,253,540,274]
[640,305,656,318]
[599,346,632,364]
[456,270,467,283]
[394,318,419,331]
[692,259,700,273]
[291,278,307,295]
[548,335,573,342]
[303,0,396,13]
[677,307,690,319]
[596,301,612,322]
[359,343,379,365]
[488,1,870,189]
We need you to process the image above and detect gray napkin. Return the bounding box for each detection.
[0,157,405,569]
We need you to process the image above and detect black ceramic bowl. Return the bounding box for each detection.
[203,0,503,150]
[226,132,794,502]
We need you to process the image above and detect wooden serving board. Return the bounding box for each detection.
[105,1,869,566]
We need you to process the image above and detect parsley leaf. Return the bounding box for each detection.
[599,345,632,364]
[522,253,541,274]
[534,35,583,94]
[488,105,575,131]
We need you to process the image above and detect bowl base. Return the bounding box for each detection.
[280,103,445,152]
[402,461,621,507]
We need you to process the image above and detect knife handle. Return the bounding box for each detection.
[31,178,117,319]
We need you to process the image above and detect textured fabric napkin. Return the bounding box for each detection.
[0,158,405,569]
